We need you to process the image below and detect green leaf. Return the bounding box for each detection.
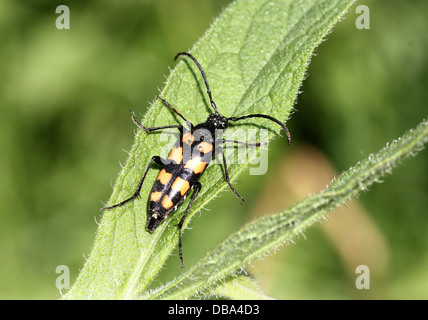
[142,119,428,300]
[205,273,274,300]
[65,0,356,299]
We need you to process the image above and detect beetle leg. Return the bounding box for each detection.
[219,138,267,147]
[100,156,163,212]
[217,146,245,204]
[130,109,183,133]
[177,181,202,268]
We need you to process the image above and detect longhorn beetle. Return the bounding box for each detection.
[100,52,291,268]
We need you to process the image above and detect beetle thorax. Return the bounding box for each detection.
[204,113,228,130]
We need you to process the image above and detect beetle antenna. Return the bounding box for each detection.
[228,114,291,145]
[175,52,219,114]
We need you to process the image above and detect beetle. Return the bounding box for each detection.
[100,52,291,267]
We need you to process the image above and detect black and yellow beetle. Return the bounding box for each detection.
[101,52,291,267]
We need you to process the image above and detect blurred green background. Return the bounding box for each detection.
[0,0,427,299]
